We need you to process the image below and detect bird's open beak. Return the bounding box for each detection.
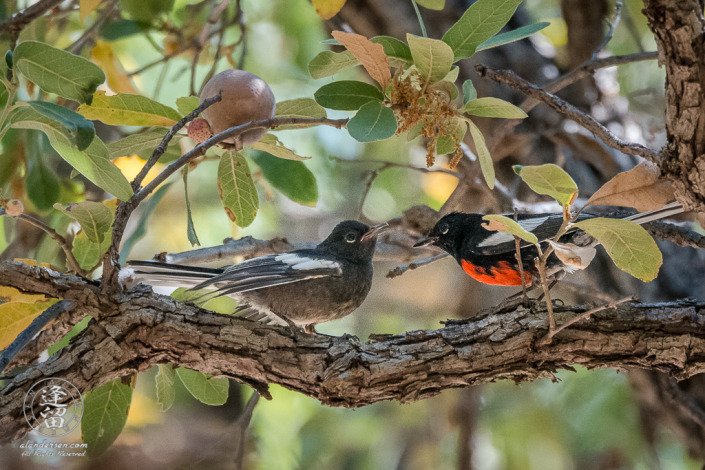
[413,236,438,248]
[362,223,389,241]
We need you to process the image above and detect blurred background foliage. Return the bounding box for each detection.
[0,0,702,468]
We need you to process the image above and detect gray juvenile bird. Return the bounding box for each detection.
[127,220,387,332]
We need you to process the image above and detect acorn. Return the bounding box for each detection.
[199,70,276,149]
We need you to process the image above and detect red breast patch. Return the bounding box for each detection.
[461,259,532,286]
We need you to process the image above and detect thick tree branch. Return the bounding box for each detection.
[2,260,705,443]
[475,64,662,162]
[642,0,705,212]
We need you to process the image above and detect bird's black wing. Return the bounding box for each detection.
[471,213,587,256]
[192,250,343,298]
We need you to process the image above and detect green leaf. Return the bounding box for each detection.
[54,201,114,243]
[14,41,105,104]
[462,79,477,104]
[464,97,527,118]
[435,117,467,155]
[250,134,310,160]
[347,101,398,142]
[107,127,177,159]
[77,91,182,126]
[371,36,413,62]
[406,34,454,83]
[441,0,523,60]
[572,217,663,282]
[415,0,445,10]
[314,80,383,111]
[183,164,200,246]
[175,368,229,406]
[467,119,494,189]
[251,151,318,206]
[119,182,172,264]
[73,231,110,270]
[514,163,578,207]
[476,22,550,52]
[482,214,539,245]
[175,96,199,116]
[274,98,326,130]
[217,150,258,228]
[82,377,134,458]
[27,102,95,151]
[155,364,176,412]
[443,65,460,83]
[308,50,358,79]
[7,107,134,200]
[25,134,59,210]
[48,315,91,356]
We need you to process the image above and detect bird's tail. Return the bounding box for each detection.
[126,260,224,289]
[624,201,684,225]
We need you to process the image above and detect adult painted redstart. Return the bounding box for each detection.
[127,220,387,332]
[414,202,684,286]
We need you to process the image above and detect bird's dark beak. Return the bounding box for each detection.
[362,223,389,241]
[413,236,438,248]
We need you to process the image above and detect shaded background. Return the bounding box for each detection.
[1,0,704,468]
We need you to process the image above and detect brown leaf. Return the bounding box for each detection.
[547,240,596,270]
[332,31,391,90]
[584,162,675,211]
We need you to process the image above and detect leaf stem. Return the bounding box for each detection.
[410,0,428,38]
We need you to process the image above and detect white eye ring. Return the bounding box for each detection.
[345,232,357,243]
[439,223,449,235]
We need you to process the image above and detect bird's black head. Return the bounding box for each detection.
[414,212,481,260]
[317,220,387,263]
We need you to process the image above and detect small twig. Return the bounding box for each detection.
[135,116,349,206]
[476,65,661,163]
[592,2,623,60]
[542,297,634,343]
[67,0,119,54]
[658,375,705,430]
[189,0,230,96]
[0,300,74,373]
[332,156,462,178]
[0,0,63,48]
[0,209,86,276]
[358,168,380,219]
[131,92,223,190]
[386,253,448,279]
[233,391,260,470]
[513,209,528,303]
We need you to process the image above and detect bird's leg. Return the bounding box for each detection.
[536,278,559,301]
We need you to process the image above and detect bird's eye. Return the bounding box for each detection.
[439,222,449,235]
[345,231,357,243]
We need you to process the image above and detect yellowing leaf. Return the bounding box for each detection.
[77,91,181,127]
[464,97,527,119]
[482,214,539,245]
[0,286,47,304]
[0,300,57,349]
[585,161,676,211]
[406,34,454,84]
[312,0,347,20]
[250,134,310,160]
[113,154,163,185]
[332,31,390,90]
[573,217,662,282]
[91,41,139,95]
[81,0,103,21]
[514,163,578,207]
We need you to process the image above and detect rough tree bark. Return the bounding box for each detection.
[643,0,705,212]
[1,260,705,443]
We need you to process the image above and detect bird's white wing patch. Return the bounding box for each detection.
[275,253,341,272]
[478,216,549,247]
